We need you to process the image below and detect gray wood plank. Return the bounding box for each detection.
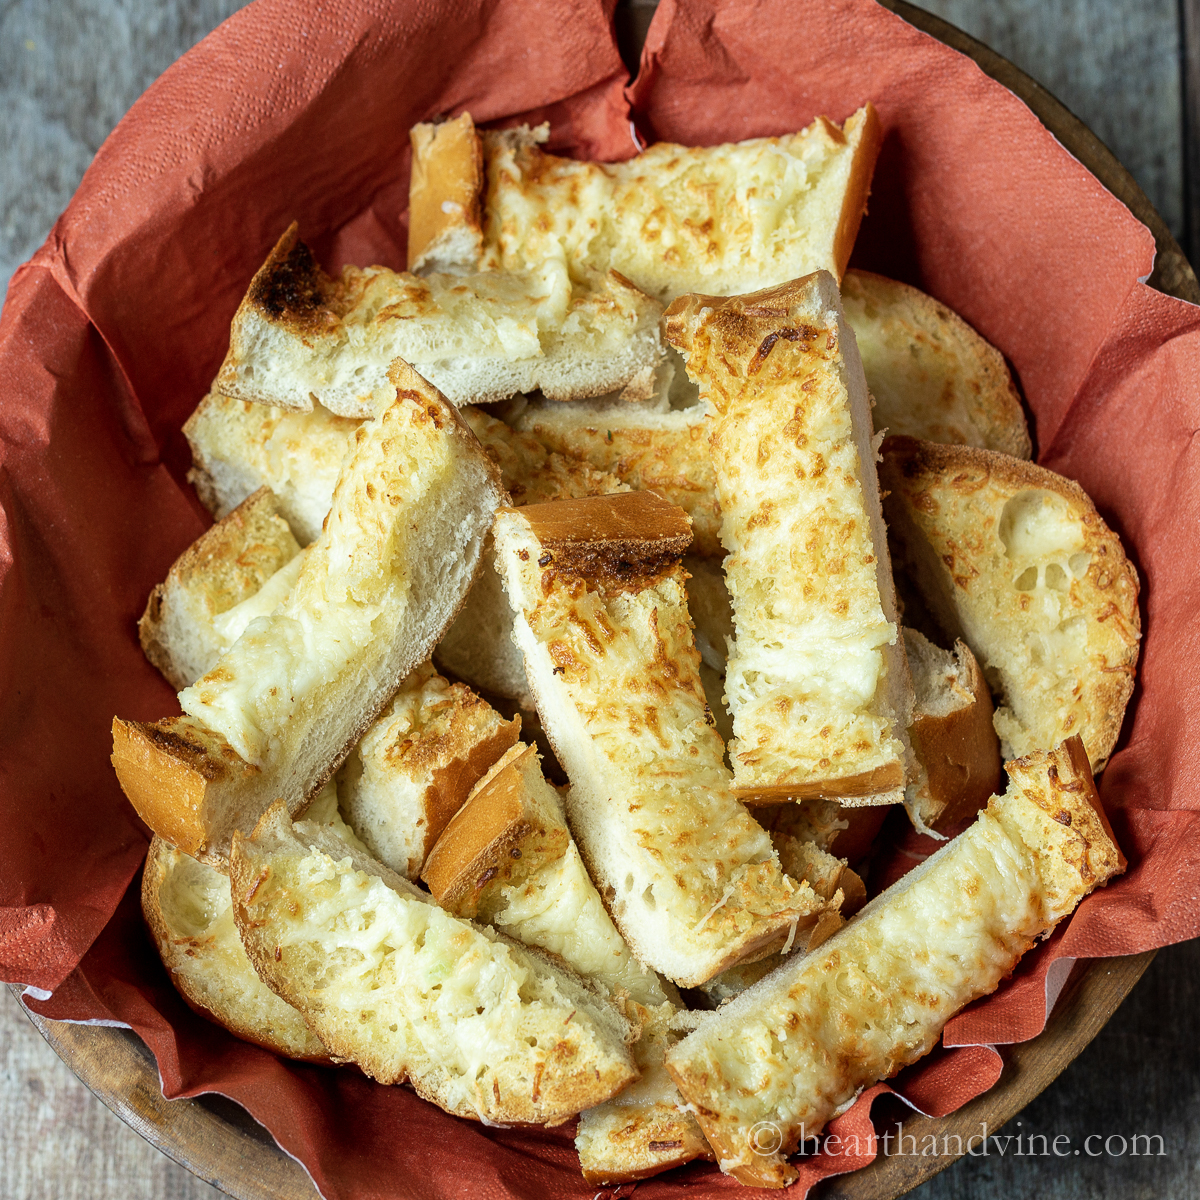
[915,0,1184,243]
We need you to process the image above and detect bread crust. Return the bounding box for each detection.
[408,114,484,273]
[910,638,1003,830]
[507,491,693,590]
[881,436,1140,770]
[421,743,569,914]
[831,104,882,281]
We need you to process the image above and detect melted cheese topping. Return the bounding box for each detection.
[496,515,824,986]
[482,119,856,300]
[687,310,902,790]
[178,399,452,766]
[247,827,632,1121]
[666,803,1055,1181]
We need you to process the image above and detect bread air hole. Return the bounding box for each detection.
[1013,566,1039,592]
[1044,562,1067,591]
[641,885,657,911]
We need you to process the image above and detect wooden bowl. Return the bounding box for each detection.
[13,2,1193,1197]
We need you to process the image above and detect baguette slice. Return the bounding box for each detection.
[408,113,484,274]
[230,801,636,1124]
[903,627,1002,832]
[665,736,1124,1187]
[880,437,1140,770]
[420,742,713,1181]
[184,392,360,544]
[423,742,668,1007]
[841,269,1031,458]
[143,833,328,1061]
[214,224,663,417]
[409,108,881,298]
[139,488,300,691]
[493,491,837,988]
[337,663,520,878]
[664,272,913,805]
[113,364,504,865]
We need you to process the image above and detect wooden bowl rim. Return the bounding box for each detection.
[13,2,1190,1197]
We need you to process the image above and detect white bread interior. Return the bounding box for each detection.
[665,736,1124,1187]
[493,492,839,988]
[139,488,300,691]
[214,225,663,417]
[881,437,1140,770]
[664,272,913,805]
[230,801,637,1124]
[184,392,360,544]
[112,365,504,865]
[841,269,1031,459]
[413,108,881,300]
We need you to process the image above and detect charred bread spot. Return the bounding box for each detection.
[250,225,339,333]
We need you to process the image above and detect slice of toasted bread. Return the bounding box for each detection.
[112,365,504,865]
[664,272,913,805]
[214,225,663,417]
[493,491,837,988]
[665,736,1123,1187]
[841,270,1031,458]
[408,114,484,274]
[423,742,668,1007]
[142,833,328,1061]
[576,1002,716,1184]
[230,801,636,1124]
[880,437,1140,770]
[422,743,711,1180]
[139,488,300,691]
[435,406,630,702]
[338,663,520,879]
[410,108,881,298]
[903,627,1002,832]
[184,392,360,544]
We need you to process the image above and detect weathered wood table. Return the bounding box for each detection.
[2,2,1196,1198]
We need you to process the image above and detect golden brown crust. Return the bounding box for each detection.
[912,640,1003,830]
[579,1113,715,1185]
[734,762,905,804]
[421,743,568,914]
[881,436,1140,770]
[506,491,694,590]
[415,712,522,870]
[407,114,484,272]
[831,103,882,281]
[112,717,250,859]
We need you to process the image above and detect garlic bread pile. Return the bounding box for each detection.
[114,105,1139,1190]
